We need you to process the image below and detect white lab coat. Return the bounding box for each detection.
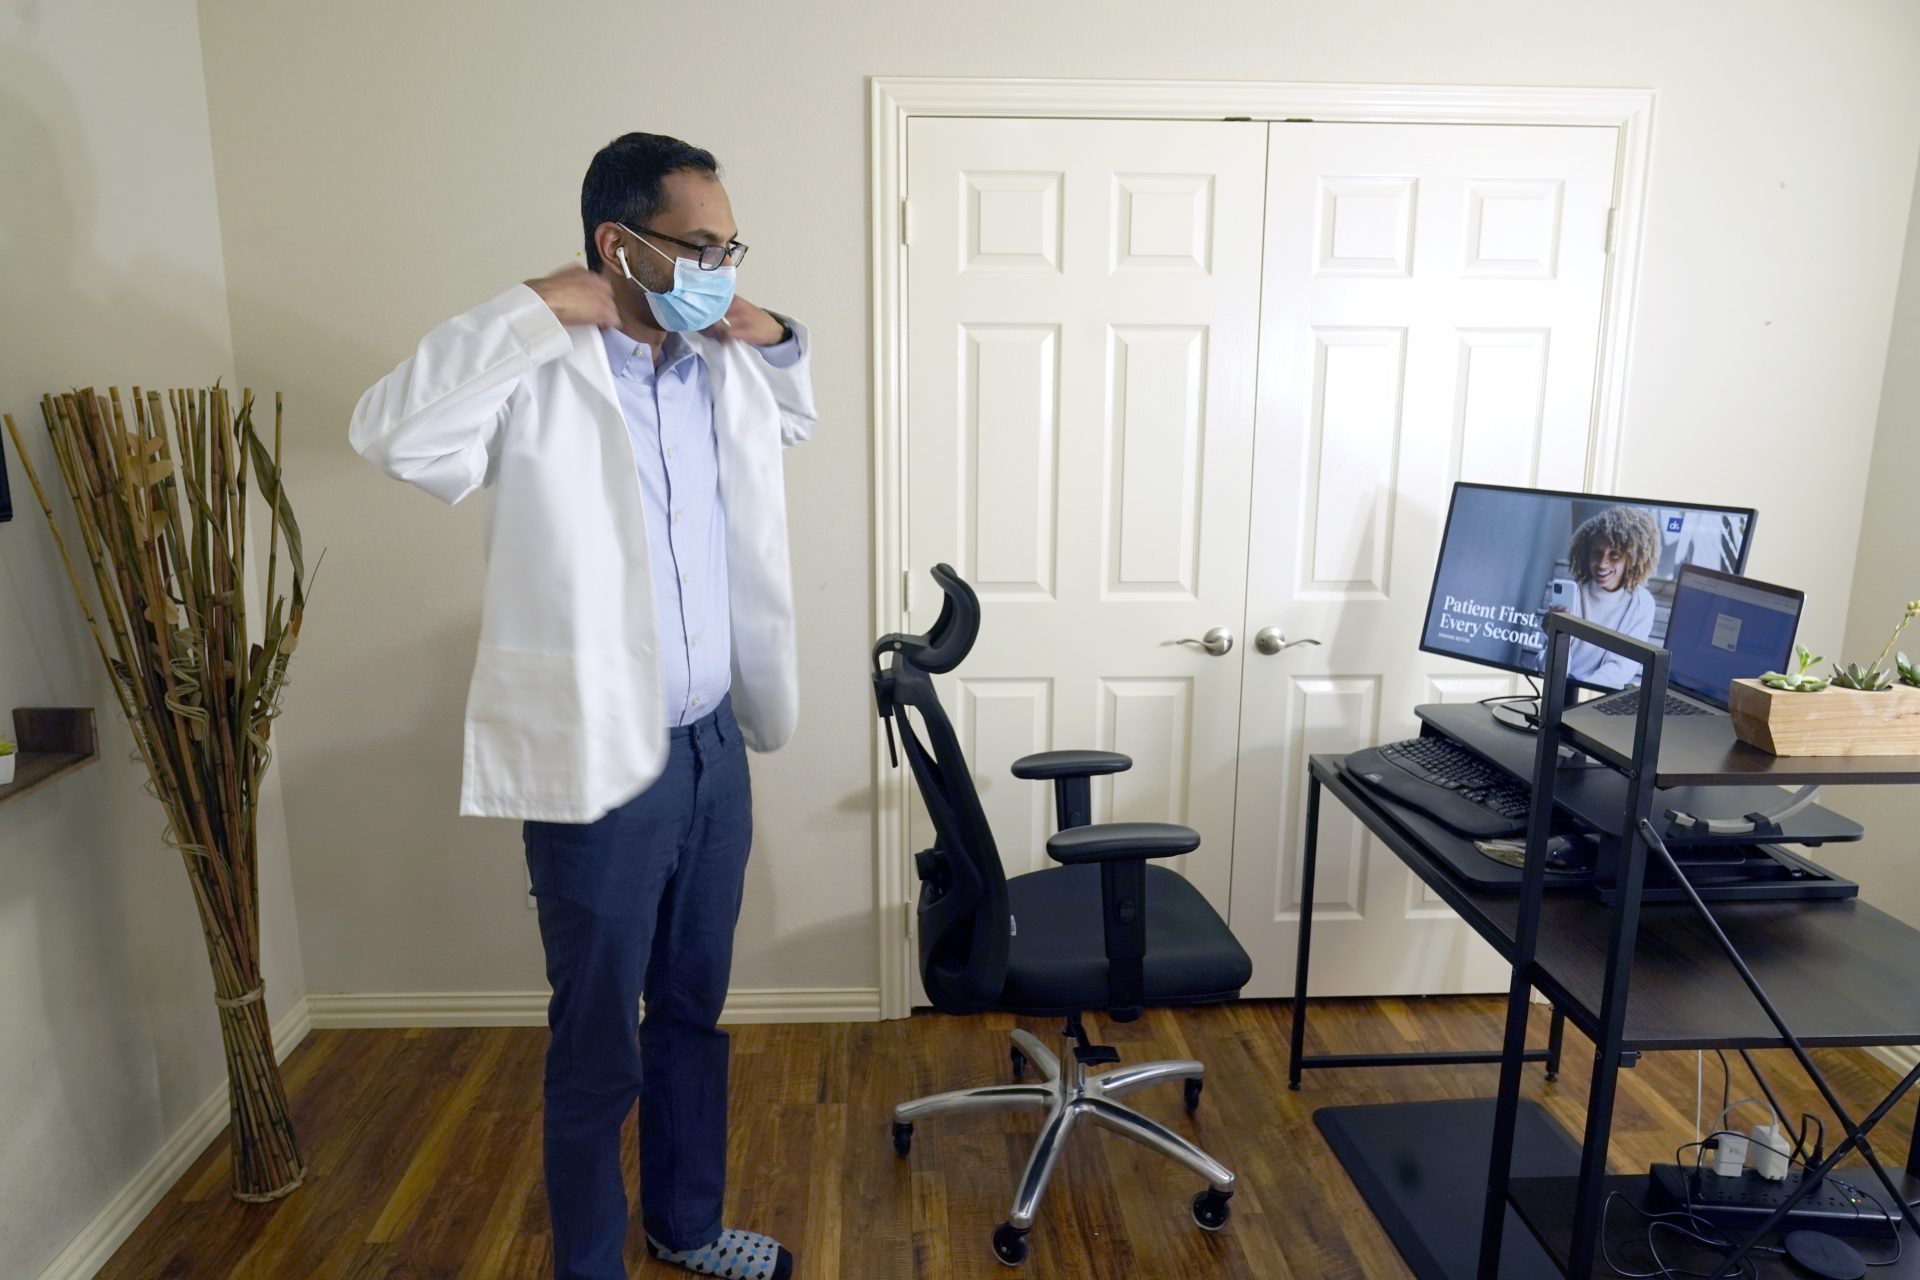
[348,282,816,823]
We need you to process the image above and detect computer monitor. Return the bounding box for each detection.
[1662,565,1803,709]
[1419,483,1758,691]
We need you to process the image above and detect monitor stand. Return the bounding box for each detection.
[1488,697,1539,733]
[1486,694,1592,765]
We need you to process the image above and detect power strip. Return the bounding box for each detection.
[1648,1164,1901,1237]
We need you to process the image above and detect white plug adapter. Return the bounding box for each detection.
[1749,1123,1791,1181]
[1711,1132,1750,1177]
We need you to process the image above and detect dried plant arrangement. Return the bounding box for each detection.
[4,386,311,1201]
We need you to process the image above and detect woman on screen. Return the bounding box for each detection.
[1558,506,1659,687]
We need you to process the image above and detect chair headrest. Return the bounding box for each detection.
[871,566,981,770]
[872,564,980,678]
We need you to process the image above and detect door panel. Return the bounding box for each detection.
[1228,122,1618,998]
[905,117,1268,916]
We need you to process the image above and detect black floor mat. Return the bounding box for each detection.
[1314,1097,1581,1280]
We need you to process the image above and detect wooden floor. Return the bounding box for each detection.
[97,999,1916,1279]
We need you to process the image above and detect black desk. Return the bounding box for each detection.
[1295,754,1920,1056]
[1292,710,1920,1278]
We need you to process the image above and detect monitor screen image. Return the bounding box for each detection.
[1419,483,1758,691]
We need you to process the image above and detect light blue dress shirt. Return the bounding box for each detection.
[601,323,802,727]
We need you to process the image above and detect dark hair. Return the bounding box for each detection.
[1570,506,1659,592]
[580,132,720,272]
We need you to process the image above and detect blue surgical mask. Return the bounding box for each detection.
[616,225,737,332]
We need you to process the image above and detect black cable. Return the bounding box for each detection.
[1602,1191,1762,1279]
[1831,1174,1904,1267]
[1801,1111,1828,1191]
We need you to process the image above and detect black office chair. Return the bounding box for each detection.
[872,565,1253,1267]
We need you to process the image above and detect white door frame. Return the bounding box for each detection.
[868,76,1656,1020]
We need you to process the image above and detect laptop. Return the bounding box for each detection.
[1564,565,1804,746]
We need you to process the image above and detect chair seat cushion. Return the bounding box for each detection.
[1000,863,1253,1015]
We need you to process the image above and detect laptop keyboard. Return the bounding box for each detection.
[1594,690,1710,717]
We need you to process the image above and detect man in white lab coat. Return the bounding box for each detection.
[350,132,813,1280]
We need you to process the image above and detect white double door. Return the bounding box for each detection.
[904,115,1616,998]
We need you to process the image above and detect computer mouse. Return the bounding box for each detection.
[1783,1230,1866,1280]
[1545,833,1598,870]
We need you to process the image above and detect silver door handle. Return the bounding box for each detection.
[1176,627,1234,657]
[1255,626,1321,656]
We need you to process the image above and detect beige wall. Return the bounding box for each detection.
[1825,157,1920,921]
[0,1,304,1275]
[190,1,1920,1002]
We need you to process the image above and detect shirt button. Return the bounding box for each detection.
[666,448,675,459]
[691,636,701,648]
[681,572,691,584]
[690,696,702,707]
[672,511,683,524]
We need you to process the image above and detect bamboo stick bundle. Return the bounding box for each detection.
[5,386,310,1202]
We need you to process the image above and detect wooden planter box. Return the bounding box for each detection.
[1728,679,1920,755]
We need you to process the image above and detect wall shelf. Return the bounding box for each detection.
[0,707,99,811]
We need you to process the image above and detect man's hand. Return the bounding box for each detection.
[525,265,619,329]
[705,295,788,346]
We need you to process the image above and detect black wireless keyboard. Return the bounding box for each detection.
[1593,689,1710,717]
[1341,736,1533,837]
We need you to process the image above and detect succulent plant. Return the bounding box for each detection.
[1832,662,1895,691]
[1827,598,1920,692]
[1760,644,1829,692]
[1900,651,1920,689]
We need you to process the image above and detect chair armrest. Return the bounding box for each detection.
[1016,752,1135,832]
[1046,822,1201,1023]
[1045,821,1200,865]
[1011,750,1132,781]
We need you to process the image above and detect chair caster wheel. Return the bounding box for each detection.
[892,1121,913,1156]
[1011,1046,1028,1082]
[1192,1188,1232,1232]
[992,1221,1030,1266]
[1183,1077,1204,1114]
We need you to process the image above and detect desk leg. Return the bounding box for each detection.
[1478,959,1540,1277]
[1545,1003,1566,1083]
[1560,828,1652,1280]
[1910,1090,1920,1180]
[1288,773,1322,1091]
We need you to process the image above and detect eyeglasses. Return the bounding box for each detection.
[630,225,748,271]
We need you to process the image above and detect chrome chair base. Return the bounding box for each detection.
[891,1024,1236,1265]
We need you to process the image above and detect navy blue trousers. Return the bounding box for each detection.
[523,695,751,1280]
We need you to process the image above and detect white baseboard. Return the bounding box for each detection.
[35,997,313,1280]
[304,986,885,1028]
[1872,1044,1920,1076]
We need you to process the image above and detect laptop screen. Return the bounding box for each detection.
[1662,566,1804,709]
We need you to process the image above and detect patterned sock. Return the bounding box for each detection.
[645,1228,793,1280]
